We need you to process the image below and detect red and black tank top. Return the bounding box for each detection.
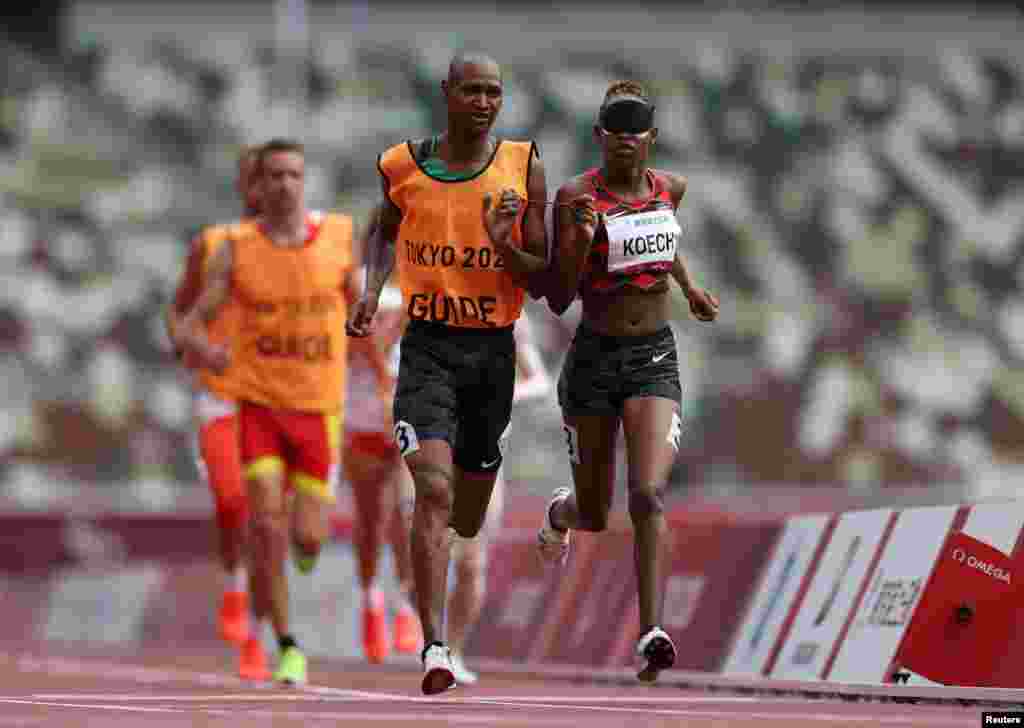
[579,167,680,295]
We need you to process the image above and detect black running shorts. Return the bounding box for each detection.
[393,320,516,473]
[558,324,681,416]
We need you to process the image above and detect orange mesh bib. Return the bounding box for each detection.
[231,212,354,412]
[379,139,534,329]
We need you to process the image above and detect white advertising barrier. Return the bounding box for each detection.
[721,513,832,677]
[770,508,894,681]
[827,505,958,683]
[959,500,1024,556]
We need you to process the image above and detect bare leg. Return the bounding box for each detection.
[448,471,502,659]
[622,396,680,680]
[344,451,393,591]
[405,440,457,649]
[290,487,328,567]
[248,469,290,640]
[447,539,485,656]
[549,414,620,533]
[389,459,416,599]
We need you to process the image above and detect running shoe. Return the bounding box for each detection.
[537,487,572,565]
[393,607,422,655]
[219,589,249,646]
[293,543,318,575]
[450,653,478,685]
[274,646,308,686]
[421,642,455,695]
[363,600,390,664]
[238,637,271,681]
[636,626,676,683]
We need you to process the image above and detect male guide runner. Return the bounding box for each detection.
[182,139,358,686]
[347,52,549,695]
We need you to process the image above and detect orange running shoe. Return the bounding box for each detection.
[363,599,390,664]
[393,607,422,655]
[219,590,249,646]
[238,637,271,681]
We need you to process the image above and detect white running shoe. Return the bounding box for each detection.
[537,487,572,565]
[421,642,456,695]
[449,653,479,685]
[636,626,677,683]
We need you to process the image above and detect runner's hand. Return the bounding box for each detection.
[687,288,719,322]
[346,295,379,337]
[483,189,521,247]
[190,339,230,373]
[571,194,600,241]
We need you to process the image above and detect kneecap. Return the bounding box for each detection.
[628,487,665,520]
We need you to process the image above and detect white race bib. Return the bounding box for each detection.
[604,208,681,273]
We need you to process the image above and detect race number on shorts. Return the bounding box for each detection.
[563,423,581,465]
[393,420,420,457]
[667,411,682,452]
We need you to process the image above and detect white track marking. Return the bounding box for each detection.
[0,651,979,727]
[450,695,762,704]
[0,699,184,714]
[0,698,976,726]
[27,693,370,702]
[196,708,591,725]
[25,692,760,704]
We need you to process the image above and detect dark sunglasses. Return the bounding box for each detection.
[598,97,655,136]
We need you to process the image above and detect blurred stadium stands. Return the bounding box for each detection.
[1,1,1023,512]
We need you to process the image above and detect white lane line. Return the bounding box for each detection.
[26,692,762,705]
[0,698,976,727]
[0,699,184,714]
[450,695,763,703]
[199,708,590,725]
[27,693,367,702]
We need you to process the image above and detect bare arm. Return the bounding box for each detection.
[341,213,368,308]
[666,173,695,295]
[665,171,719,322]
[508,147,550,281]
[347,177,401,337]
[365,178,401,302]
[166,235,206,357]
[481,146,549,295]
[545,177,596,316]
[180,240,234,371]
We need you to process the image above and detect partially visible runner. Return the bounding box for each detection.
[347,52,549,694]
[181,139,359,686]
[165,145,268,678]
[343,205,421,663]
[539,81,719,683]
[444,310,552,685]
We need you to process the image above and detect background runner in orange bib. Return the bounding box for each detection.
[164,145,263,677]
[181,139,358,688]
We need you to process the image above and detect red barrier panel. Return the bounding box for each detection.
[897,531,1020,687]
